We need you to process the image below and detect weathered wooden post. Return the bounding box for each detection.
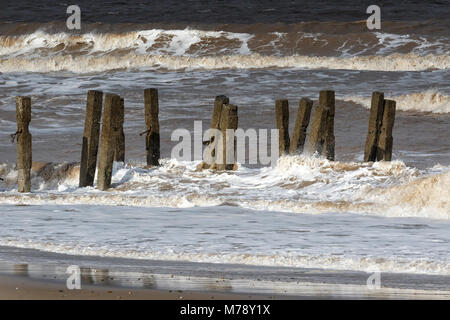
[198,95,229,170]
[305,103,329,156]
[79,90,103,187]
[275,99,290,156]
[216,103,238,170]
[320,90,335,160]
[16,97,32,193]
[364,92,385,162]
[97,93,121,190]
[114,98,125,162]
[377,99,396,161]
[289,97,313,154]
[144,88,160,166]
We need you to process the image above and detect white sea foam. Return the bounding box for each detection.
[0,237,448,275]
[0,29,253,57]
[0,29,449,72]
[0,52,448,73]
[1,156,448,219]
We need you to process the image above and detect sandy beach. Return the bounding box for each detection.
[0,275,270,300]
[0,246,449,300]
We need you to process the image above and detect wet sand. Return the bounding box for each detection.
[0,246,449,300]
[0,275,271,300]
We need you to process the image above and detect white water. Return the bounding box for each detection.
[0,28,449,72]
[0,201,449,276]
[0,157,449,219]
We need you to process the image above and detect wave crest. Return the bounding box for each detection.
[0,52,448,73]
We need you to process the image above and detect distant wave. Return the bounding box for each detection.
[0,28,448,73]
[0,52,448,73]
[1,28,449,57]
[342,91,450,114]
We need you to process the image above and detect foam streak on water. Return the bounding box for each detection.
[0,203,449,276]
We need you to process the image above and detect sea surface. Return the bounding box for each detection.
[0,1,449,281]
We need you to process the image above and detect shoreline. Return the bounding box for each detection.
[0,245,449,300]
[0,274,274,300]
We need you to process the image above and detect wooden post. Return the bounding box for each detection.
[320,90,335,160]
[114,98,125,162]
[16,96,32,193]
[216,103,238,170]
[289,97,313,154]
[79,90,103,187]
[377,99,396,161]
[199,95,229,169]
[364,92,385,162]
[275,99,290,156]
[305,103,329,156]
[97,93,121,190]
[144,89,160,166]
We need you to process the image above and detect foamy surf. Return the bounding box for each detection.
[0,238,448,276]
[1,156,448,219]
[0,28,449,73]
[1,52,448,73]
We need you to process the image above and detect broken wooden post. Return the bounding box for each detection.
[305,103,329,156]
[216,103,238,170]
[198,95,229,170]
[79,90,103,187]
[320,90,335,160]
[144,88,160,166]
[275,99,290,156]
[289,97,313,154]
[377,99,396,161]
[363,92,385,162]
[16,96,32,193]
[114,98,125,163]
[97,93,121,190]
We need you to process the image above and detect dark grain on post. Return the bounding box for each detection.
[377,99,396,161]
[97,93,121,190]
[275,99,290,156]
[289,97,313,154]
[114,98,125,163]
[364,92,385,162]
[79,90,103,187]
[144,88,160,166]
[199,95,229,170]
[305,103,329,156]
[320,90,335,161]
[216,103,238,170]
[16,96,32,193]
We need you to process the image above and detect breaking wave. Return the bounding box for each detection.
[1,52,448,73]
[1,156,448,219]
[0,28,448,73]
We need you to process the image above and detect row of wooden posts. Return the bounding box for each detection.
[78,89,160,191]
[274,90,396,163]
[12,89,396,193]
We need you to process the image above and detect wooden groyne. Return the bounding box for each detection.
[97,93,121,191]
[9,89,397,192]
[15,97,32,193]
[277,90,395,163]
[144,88,160,167]
[79,90,103,187]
